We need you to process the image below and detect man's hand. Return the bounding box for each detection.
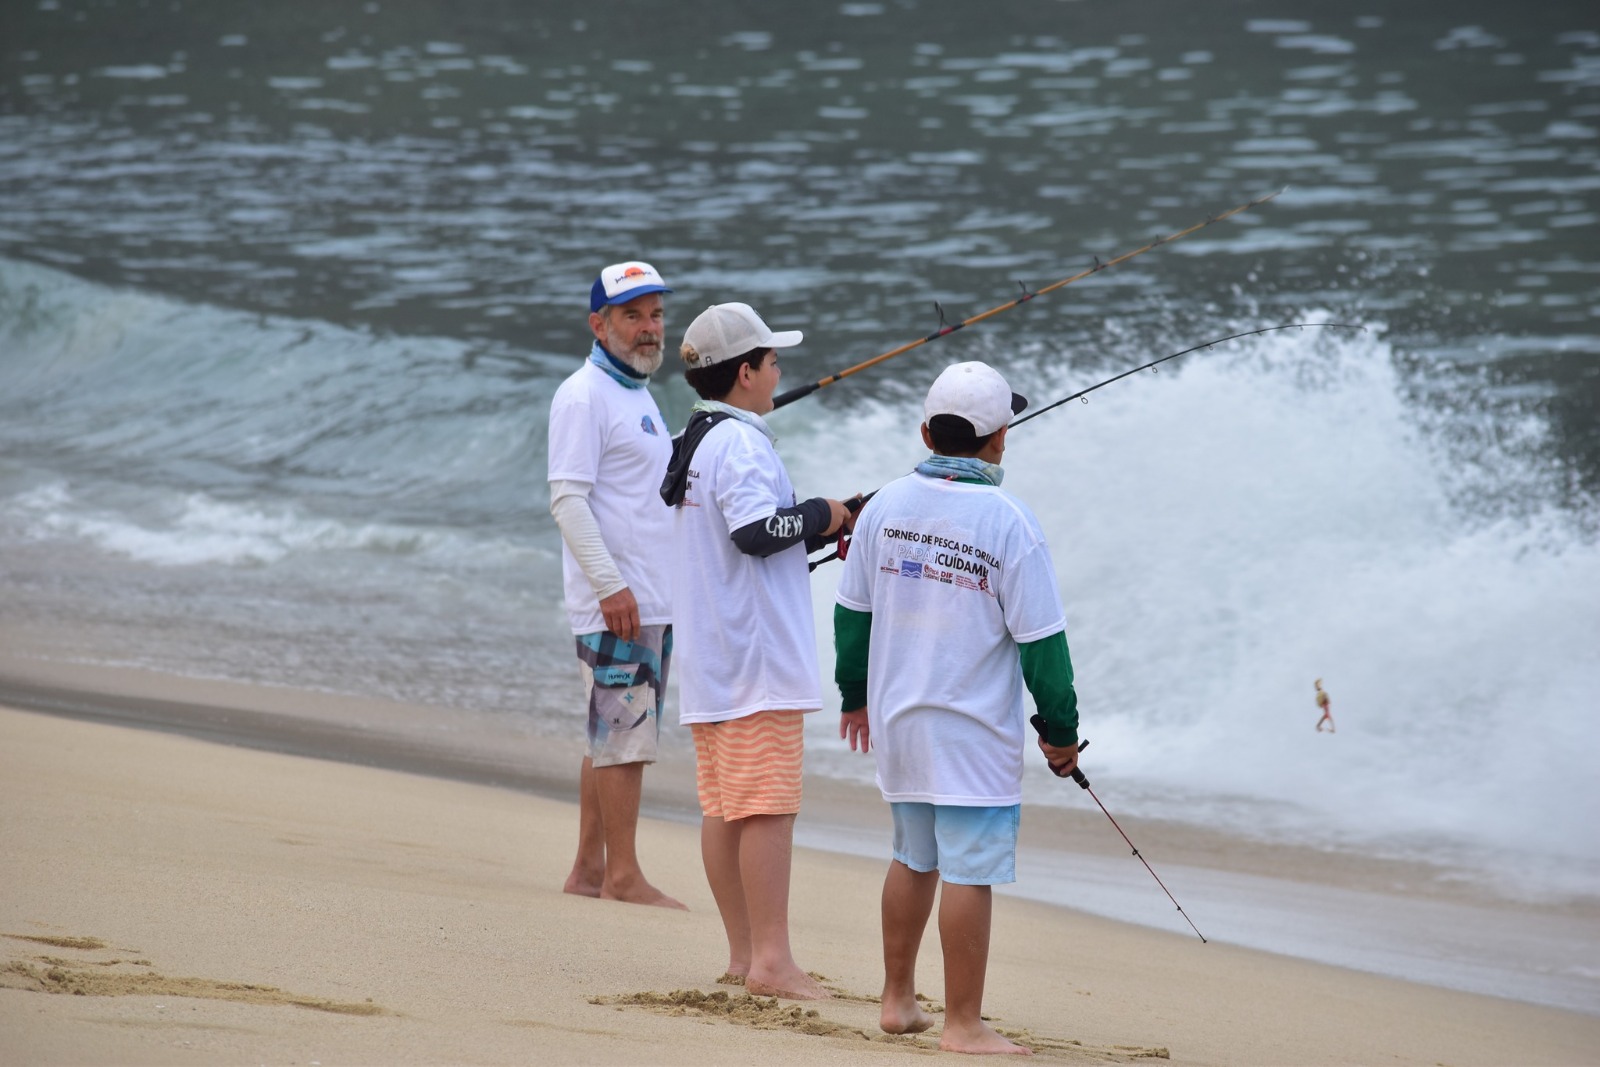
[839,708,870,752]
[599,587,641,642]
[1038,737,1079,779]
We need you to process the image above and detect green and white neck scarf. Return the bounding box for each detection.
[914,454,1004,486]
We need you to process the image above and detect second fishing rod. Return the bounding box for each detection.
[808,321,1366,571]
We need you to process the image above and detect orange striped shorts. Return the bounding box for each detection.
[690,709,805,821]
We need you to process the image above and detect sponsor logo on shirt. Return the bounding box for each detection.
[640,415,658,436]
[884,556,989,592]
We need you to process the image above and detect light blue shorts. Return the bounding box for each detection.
[890,802,1020,886]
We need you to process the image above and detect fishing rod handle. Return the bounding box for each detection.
[1031,716,1090,788]
[771,381,823,410]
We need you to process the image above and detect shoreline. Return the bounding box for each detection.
[2,654,1598,1020]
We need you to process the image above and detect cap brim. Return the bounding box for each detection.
[767,328,804,349]
[603,284,672,307]
[1010,392,1028,415]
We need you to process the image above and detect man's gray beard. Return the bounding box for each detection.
[618,346,663,376]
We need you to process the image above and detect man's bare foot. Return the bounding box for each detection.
[880,996,935,1035]
[562,871,602,897]
[746,966,832,1001]
[597,870,688,910]
[599,881,687,910]
[939,1020,1032,1055]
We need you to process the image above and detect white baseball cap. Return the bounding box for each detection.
[923,361,1028,436]
[590,261,671,312]
[680,302,804,368]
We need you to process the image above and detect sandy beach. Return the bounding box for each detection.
[2,667,1597,1067]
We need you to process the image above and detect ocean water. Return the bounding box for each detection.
[3,0,1599,1006]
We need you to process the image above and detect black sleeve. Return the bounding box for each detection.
[729,497,832,557]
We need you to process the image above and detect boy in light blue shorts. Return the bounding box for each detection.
[834,362,1083,1055]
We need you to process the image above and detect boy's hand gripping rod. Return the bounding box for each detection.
[772,189,1283,411]
[1030,726,1209,943]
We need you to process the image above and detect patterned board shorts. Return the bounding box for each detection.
[575,624,671,768]
[690,709,805,821]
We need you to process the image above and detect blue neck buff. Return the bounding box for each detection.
[588,341,648,388]
[914,453,1004,486]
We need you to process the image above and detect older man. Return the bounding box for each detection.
[548,260,683,909]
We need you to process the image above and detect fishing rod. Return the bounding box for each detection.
[1010,322,1363,428]
[807,321,1366,570]
[1031,733,1208,943]
[772,188,1283,411]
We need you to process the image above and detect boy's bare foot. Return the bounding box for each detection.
[746,966,832,1001]
[939,1020,1032,1055]
[880,997,935,1035]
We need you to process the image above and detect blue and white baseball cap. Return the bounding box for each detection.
[590,261,671,312]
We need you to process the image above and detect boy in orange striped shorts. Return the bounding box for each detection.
[661,303,857,1000]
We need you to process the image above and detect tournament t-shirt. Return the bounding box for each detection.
[669,417,823,724]
[835,473,1066,805]
[547,360,674,635]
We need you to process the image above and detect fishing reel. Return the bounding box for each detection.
[810,492,867,571]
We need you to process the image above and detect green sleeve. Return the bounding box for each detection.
[833,604,872,710]
[1019,630,1078,747]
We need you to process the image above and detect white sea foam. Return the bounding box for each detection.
[793,325,1600,901]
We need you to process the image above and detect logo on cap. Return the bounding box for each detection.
[591,260,671,312]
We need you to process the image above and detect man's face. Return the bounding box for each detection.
[590,293,665,375]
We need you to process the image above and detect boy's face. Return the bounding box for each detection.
[746,350,782,414]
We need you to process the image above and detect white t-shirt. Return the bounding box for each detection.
[670,417,822,724]
[835,473,1066,805]
[547,360,674,635]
